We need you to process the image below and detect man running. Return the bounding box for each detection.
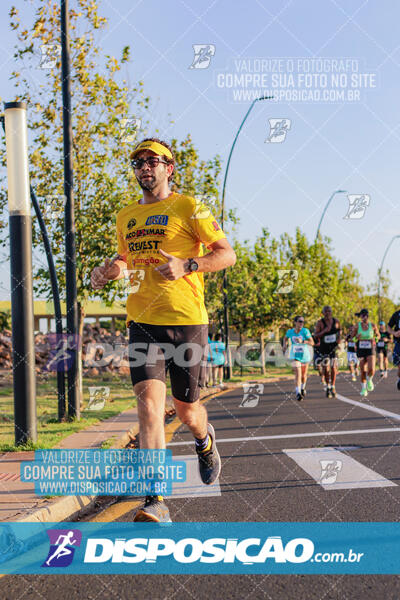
[354,308,379,397]
[313,333,327,391]
[346,325,359,382]
[91,138,236,522]
[388,307,400,391]
[314,306,341,398]
[283,316,314,401]
[377,321,391,378]
[209,333,226,387]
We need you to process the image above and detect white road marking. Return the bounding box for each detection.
[167,427,400,446]
[283,447,396,490]
[336,393,400,421]
[169,455,221,498]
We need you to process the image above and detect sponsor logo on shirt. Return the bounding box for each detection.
[127,218,137,229]
[128,240,163,252]
[212,220,220,231]
[125,228,166,240]
[145,215,169,226]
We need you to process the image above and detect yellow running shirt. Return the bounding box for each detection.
[116,192,226,325]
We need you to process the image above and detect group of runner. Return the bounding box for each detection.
[284,306,400,401]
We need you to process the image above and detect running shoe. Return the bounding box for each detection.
[301,388,307,398]
[296,392,303,402]
[331,386,336,398]
[384,371,388,379]
[196,423,221,485]
[326,387,332,399]
[360,387,368,398]
[379,371,384,378]
[351,375,356,382]
[133,496,171,523]
[397,378,400,391]
[366,379,374,392]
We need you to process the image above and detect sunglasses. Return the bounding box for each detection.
[131,156,168,170]
[296,320,304,323]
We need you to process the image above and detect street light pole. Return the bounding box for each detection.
[4,102,37,445]
[315,190,347,240]
[61,0,79,419]
[220,95,273,379]
[377,235,400,321]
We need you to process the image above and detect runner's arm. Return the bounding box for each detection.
[313,320,325,339]
[186,238,236,273]
[388,325,400,338]
[156,239,236,280]
[336,320,341,343]
[91,254,127,289]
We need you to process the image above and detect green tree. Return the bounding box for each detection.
[1,0,226,408]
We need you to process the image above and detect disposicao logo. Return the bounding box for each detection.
[83,536,314,565]
[42,529,82,568]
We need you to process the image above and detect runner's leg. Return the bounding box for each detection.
[134,379,166,449]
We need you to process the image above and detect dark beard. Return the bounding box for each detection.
[137,175,156,191]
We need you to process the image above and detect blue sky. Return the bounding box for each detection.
[1,0,399,306]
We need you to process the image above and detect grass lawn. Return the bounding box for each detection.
[0,374,137,452]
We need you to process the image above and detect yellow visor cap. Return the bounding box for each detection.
[130,140,173,160]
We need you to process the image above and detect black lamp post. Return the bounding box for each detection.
[220,95,273,379]
[4,101,37,444]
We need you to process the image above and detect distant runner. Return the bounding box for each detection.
[209,333,226,387]
[388,308,400,391]
[377,321,391,378]
[283,316,314,401]
[313,333,327,391]
[354,308,379,397]
[346,325,359,382]
[314,306,341,398]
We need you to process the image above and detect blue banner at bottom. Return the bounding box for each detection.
[1,522,399,574]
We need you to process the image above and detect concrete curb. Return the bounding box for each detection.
[15,375,292,523]
[15,422,140,524]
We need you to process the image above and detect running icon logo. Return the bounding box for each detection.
[39,44,61,69]
[42,529,82,568]
[87,386,110,411]
[319,460,343,484]
[343,194,370,219]
[265,119,291,143]
[240,383,264,408]
[122,269,145,294]
[189,44,216,69]
[191,197,212,219]
[119,117,142,143]
[275,270,298,294]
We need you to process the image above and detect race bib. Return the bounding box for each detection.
[324,334,336,343]
[377,341,385,347]
[293,345,304,356]
[359,340,372,349]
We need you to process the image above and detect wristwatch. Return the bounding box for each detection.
[186,258,199,273]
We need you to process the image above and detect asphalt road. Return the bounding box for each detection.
[3,369,400,599]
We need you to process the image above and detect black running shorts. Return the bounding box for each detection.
[128,321,208,403]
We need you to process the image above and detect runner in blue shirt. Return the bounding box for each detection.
[283,316,314,401]
[209,333,226,387]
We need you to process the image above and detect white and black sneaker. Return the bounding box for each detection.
[196,423,221,485]
[133,496,171,523]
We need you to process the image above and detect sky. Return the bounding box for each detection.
[1,0,399,306]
